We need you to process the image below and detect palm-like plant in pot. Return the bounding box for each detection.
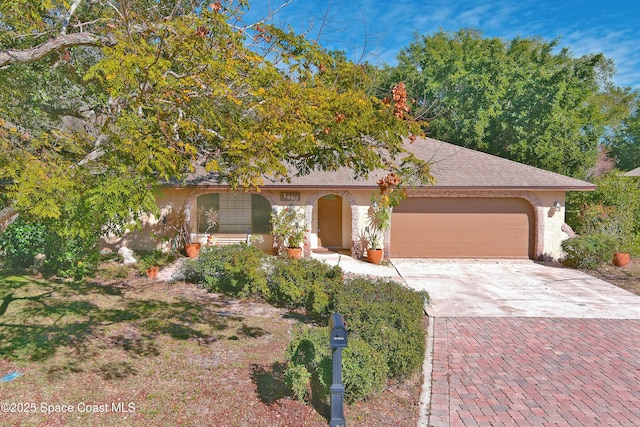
[365,201,391,264]
[164,204,218,258]
[364,172,405,264]
[270,206,306,258]
[199,206,220,246]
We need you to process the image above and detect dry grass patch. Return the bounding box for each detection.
[586,257,640,296]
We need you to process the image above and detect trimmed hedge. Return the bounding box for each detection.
[181,244,268,298]
[335,277,427,381]
[285,325,387,404]
[179,246,428,402]
[266,257,342,317]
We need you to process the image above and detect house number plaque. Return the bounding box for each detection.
[280,192,301,202]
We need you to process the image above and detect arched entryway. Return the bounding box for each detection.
[317,194,343,249]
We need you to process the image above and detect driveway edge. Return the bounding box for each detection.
[417,315,435,426]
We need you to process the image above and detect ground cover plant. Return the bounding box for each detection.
[0,251,424,426]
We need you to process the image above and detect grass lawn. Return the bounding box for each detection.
[0,263,421,426]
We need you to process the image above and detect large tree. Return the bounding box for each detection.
[607,94,640,171]
[383,29,634,178]
[0,1,430,253]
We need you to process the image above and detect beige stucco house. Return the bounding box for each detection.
[113,137,595,261]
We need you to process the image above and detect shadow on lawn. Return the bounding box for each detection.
[250,361,330,421]
[250,362,292,404]
[0,273,241,363]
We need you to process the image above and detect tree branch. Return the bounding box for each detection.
[232,0,294,31]
[0,32,116,67]
[60,0,84,35]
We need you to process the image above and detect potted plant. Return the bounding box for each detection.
[613,251,631,267]
[164,204,220,258]
[200,207,220,234]
[364,196,392,265]
[184,206,221,257]
[599,223,634,267]
[364,226,383,265]
[179,213,202,258]
[199,206,220,247]
[162,205,192,254]
[362,172,404,264]
[270,206,306,258]
[613,236,632,267]
[138,251,162,279]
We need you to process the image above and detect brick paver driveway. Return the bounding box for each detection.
[431,318,640,426]
[392,259,640,427]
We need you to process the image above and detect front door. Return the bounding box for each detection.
[318,195,342,248]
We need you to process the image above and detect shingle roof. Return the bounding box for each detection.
[182,137,595,191]
[624,167,640,177]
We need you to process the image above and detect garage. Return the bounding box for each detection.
[390,197,534,258]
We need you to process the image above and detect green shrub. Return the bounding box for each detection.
[284,363,312,402]
[136,250,175,268]
[284,325,387,403]
[181,244,268,298]
[630,234,640,257]
[136,250,176,275]
[342,337,388,403]
[0,218,47,268]
[0,217,99,278]
[561,233,618,269]
[566,172,640,256]
[266,258,343,317]
[334,277,427,381]
[136,250,163,268]
[285,326,331,402]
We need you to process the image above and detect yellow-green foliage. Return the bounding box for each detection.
[1,1,432,258]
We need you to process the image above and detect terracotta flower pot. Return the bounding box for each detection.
[286,247,303,259]
[613,252,630,267]
[146,266,159,279]
[185,243,201,258]
[367,249,383,265]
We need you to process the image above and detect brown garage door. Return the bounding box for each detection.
[390,197,534,258]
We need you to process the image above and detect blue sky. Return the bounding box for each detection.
[242,0,640,89]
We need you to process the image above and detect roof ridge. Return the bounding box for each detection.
[418,137,594,187]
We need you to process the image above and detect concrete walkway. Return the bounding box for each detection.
[312,254,640,426]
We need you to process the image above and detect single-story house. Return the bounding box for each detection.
[111,137,595,261]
